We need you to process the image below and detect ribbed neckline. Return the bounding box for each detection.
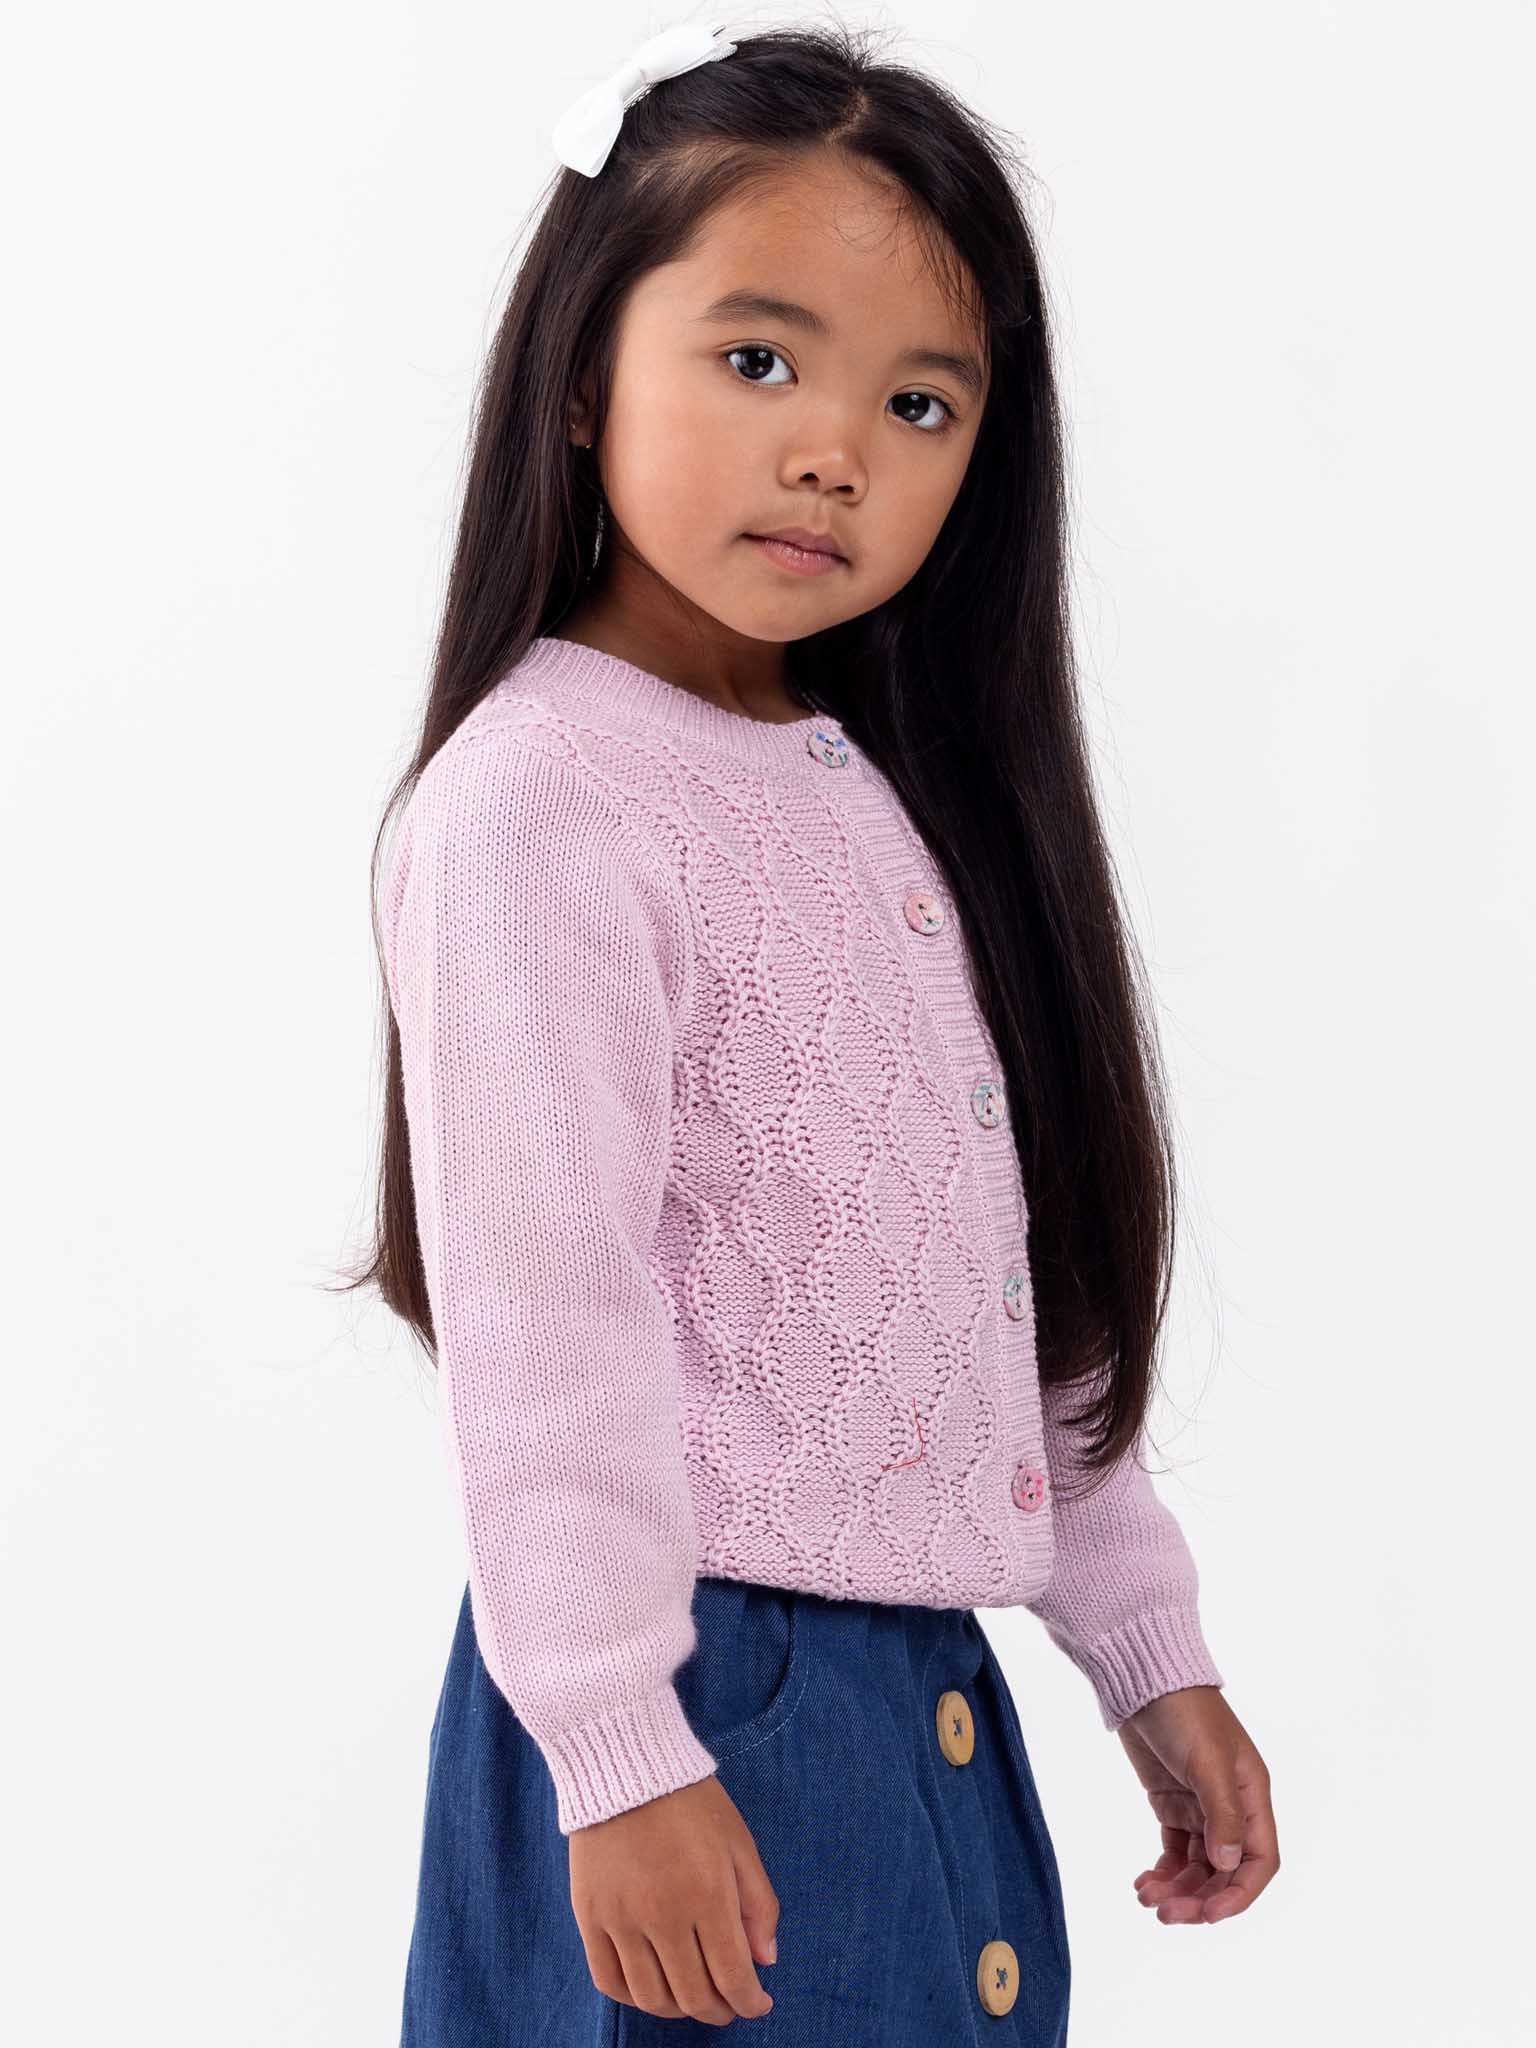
[511,634,847,772]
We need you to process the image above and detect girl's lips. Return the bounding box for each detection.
[744,533,849,577]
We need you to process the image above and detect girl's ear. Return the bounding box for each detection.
[567,381,596,450]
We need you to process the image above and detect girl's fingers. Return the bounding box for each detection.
[1185,1758,1249,1877]
[584,1927,633,2005]
[1152,1835,1216,1916]
[696,1905,776,2020]
[653,1925,740,2027]
[1200,1799,1281,1922]
[1180,1755,1281,1923]
[611,1930,682,2019]
[1132,1825,1200,1902]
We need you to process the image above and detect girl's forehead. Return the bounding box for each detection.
[633,178,987,368]
[686,164,949,274]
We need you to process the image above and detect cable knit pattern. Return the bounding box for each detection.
[380,635,1224,1832]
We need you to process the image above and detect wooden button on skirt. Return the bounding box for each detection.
[400,1576,1072,2045]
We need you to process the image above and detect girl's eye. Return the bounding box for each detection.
[724,343,793,387]
[888,389,956,434]
[721,346,959,435]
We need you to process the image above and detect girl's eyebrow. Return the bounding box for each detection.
[695,287,985,402]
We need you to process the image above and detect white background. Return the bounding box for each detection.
[5,2,1532,2040]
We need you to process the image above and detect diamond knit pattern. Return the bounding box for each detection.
[381,636,1224,1832]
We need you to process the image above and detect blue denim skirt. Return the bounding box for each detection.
[400,1575,1071,2044]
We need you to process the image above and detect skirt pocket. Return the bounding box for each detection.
[672,1574,812,1760]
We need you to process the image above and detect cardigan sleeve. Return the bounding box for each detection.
[382,730,716,1833]
[1024,1375,1225,1729]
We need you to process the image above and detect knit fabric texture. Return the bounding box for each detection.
[380,634,1225,1833]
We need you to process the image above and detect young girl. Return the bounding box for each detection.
[365,20,1278,2043]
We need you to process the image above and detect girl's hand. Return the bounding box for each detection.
[568,1774,779,2024]
[1114,1685,1278,1924]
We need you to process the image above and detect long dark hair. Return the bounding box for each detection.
[340,22,1189,1495]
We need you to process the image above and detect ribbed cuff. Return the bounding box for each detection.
[540,1684,719,1835]
[1060,1605,1225,1730]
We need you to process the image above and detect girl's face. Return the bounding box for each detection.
[575,152,991,651]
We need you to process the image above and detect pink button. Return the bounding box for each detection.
[1011,1463,1047,1512]
[903,888,945,934]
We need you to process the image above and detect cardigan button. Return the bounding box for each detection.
[976,1938,1021,2016]
[903,888,945,934]
[1002,1270,1030,1321]
[1011,1462,1047,1512]
[935,1688,975,1765]
[971,1077,1005,1127]
[807,727,849,768]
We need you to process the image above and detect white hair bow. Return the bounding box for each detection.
[551,21,738,178]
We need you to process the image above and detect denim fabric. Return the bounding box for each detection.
[400,1576,1072,2044]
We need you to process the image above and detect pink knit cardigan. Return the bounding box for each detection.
[380,634,1224,1833]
